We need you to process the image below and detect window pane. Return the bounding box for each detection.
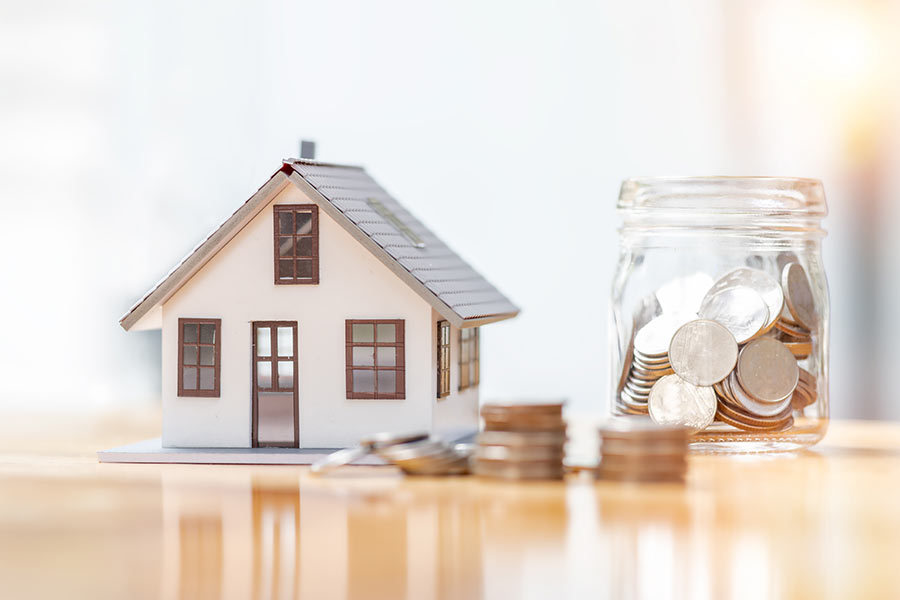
[376,323,395,343]
[376,347,396,367]
[199,345,215,366]
[352,323,374,343]
[378,370,397,394]
[278,259,294,280]
[277,327,293,357]
[295,212,312,235]
[277,361,294,388]
[199,324,216,344]
[279,211,293,235]
[441,324,449,344]
[295,259,313,278]
[257,361,272,388]
[183,345,198,365]
[352,347,374,366]
[297,237,313,257]
[199,367,215,390]
[278,236,293,257]
[460,343,469,362]
[256,327,271,357]
[183,367,197,390]
[183,323,198,343]
[352,370,375,393]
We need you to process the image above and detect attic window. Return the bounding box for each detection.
[366,198,426,248]
[273,204,319,285]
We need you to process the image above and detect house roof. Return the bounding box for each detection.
[120,158,519,331]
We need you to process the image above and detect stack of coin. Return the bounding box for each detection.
[618,313,688,415]
[311,431,472,476]
[474,401,566,480]
[597,419,690,483]
[375,437,472,475]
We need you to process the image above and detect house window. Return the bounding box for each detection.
[178,318,221,397]
[459,328,479,390]
[437,321,450,398]
[345,320,405,399]
[273,204,319,284]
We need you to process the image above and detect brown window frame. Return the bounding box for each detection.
[273,204,319,285]
[177,318,221,397]
[459,327,480,391]
[437,320,451,398]
[345,319,405,400]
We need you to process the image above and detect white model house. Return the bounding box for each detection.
[120,158,518,449]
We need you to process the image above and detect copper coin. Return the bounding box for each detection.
[774,318,810,338]
[715,407,794,433]
[618,332,635,395]
[782,263,818,331]
[472,459,564,480]
[669,319,738,386]
[783,341,812,359]
[736,338,799,403]
[698,286,769,344]
[477,430,567,447]
[716,397,792,425]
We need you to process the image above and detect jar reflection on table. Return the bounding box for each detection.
[610,177,830,451]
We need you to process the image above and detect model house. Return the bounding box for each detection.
[120,158,518,450]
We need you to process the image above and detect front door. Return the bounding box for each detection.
[252,321,299,447]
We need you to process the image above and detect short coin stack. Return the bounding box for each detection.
[311,431,472,476]
[617,314,684,415]
[597,419,690,483]
[474,401,566,480]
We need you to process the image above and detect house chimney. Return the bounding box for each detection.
[300,140,316,160]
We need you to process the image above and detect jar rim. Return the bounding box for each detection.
[618,176,827,217]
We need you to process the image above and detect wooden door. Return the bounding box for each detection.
[252,322,299,447]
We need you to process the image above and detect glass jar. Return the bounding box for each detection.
[610,177,829,452]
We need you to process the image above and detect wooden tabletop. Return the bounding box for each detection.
[2,412,900,600]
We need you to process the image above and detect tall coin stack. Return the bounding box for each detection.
[473,401,566,480]
[597,419,690,483]
[616,260,821,434]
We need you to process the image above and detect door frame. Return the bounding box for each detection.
[251,321,299,448]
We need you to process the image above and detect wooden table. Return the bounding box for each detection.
[1,412,899,600]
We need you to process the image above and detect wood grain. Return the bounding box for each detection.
[1,412,899,599]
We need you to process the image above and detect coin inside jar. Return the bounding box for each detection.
[782,262,818,331]
[736,338,799,403]
[634,312,696,357]
[648,374,716,432]
[704,267,784,334]
[668,319,737,386]
[698,286,769,344]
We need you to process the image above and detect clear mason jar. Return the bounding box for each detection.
[610,177,829,452]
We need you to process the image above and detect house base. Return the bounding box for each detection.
[98,429,478,465]
[96,437,389,465]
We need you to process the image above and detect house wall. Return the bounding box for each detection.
[161,183,435,448]
[430,309,480,441]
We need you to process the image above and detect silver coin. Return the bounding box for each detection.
[705,267,784,334]
[359,431,430,449]
[698,286,768,344]
[647,374,716,432]
[634,312,697,357]
[310,445,371,475]
[655,272,713,315]
[668,319,737,386]
[782,263,818,331]
[374,438,449,461]
[727,372,792,417]
[736,338,799,403]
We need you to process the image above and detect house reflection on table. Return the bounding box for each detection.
[159,473,486,600]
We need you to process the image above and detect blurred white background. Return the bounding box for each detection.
[2,0,899,419]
